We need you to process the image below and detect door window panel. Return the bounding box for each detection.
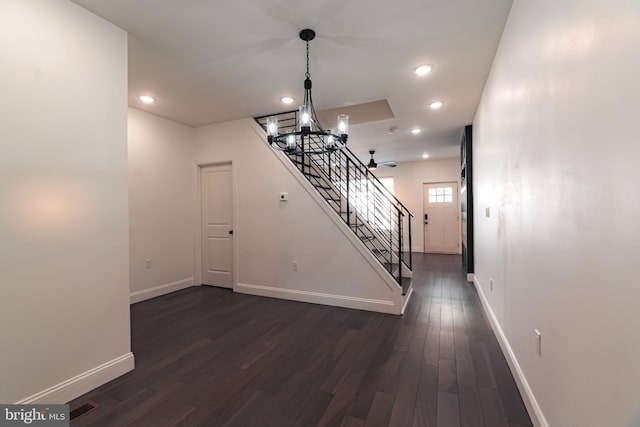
[428,186,454,203]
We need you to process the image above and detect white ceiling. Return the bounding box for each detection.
[72,0,513,163]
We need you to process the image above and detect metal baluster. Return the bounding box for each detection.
[408,209,412,270]
[366,169,371,225]
[346,157,351,226]
[398,211,403,284]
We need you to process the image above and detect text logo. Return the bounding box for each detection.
[0,405,68,427]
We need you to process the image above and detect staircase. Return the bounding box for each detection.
[255,111,414,295]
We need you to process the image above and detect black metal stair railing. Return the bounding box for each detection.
[255,111,414,292]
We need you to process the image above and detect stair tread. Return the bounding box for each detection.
[312,184,332,190]
[371,248,390,254]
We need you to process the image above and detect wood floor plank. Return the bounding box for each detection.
[436,391,461,427]
[412,316,430,341]
[344,338,383,386]
[485,336,533,426]
[342,416,367,427]
[221,390,272,427]
[439,330,455,360]
[378,350,406,395]
[423,327,441,366]
[458,385,485,427]
[89,383,181,427]
[126,400,195,427]
[440,302,454,331]
[364,391,394,427]
[413,363,438,427]
[344,367,385,420]
[479,386,510,427]
[399,338,424,385]
[321,336,368,392]
[388,381,418,427]
[253,370,311,422]
[316,380,359,427]
[289,386,333,426]
[438,358,458,393]
[456,347,484,427]
[469,340,498,389]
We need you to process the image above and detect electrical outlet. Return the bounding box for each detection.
[534,329,542,356]
[490,279,493,291]
[145,258,152,269]
[485,207,491,218]
[292,261,298,271]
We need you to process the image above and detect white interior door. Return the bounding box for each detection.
[201,164,233,288]
[423,182,459,254]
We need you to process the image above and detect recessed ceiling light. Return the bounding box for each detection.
[281,97,294,104]
[429,101,443,110]
[138,95,156,104]
[411,128,422,135]
[413,65,432,76]
[422,153,430,159]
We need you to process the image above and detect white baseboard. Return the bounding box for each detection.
[130,277,194,304]
[473,277,548,427]
[16,353,135,404]
[236,282,400,314]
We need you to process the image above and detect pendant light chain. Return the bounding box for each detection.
[305,40,310,79]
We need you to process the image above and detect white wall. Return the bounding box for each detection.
[128,108,195,303]
[473,1,640,426]
[0,0,132,403]
[382,158,460,253]
[194,119,404,314]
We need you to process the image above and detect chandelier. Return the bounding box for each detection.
[266,29,349,155]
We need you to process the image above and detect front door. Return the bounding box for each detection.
[423,182,459,254]
[201,164,233,288]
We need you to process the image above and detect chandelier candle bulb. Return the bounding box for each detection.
[299,105,312,131]
[326,135,335,150]
[267,117,278,136]
[287,134,296,151]
[338,115,349,135]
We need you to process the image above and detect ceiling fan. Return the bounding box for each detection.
[367,150,397,171]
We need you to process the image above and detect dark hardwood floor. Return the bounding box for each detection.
[69,254,532,426]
